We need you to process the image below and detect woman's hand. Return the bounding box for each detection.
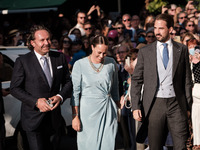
[72,116,81,132]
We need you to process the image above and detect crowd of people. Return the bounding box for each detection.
[0,0,200,150]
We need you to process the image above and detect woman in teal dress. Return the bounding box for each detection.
[71,35,120,150]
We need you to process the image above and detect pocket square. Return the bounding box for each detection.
[57,65,63,69]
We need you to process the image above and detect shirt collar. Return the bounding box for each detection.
[157,38,172,47]
[34,50,49,60]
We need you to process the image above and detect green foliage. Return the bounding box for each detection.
[147,0,168,14]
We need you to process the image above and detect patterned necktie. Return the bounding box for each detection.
[41,56,52,87]
[162,43,169,69]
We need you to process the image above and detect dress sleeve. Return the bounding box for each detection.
[71,60,82,106]
[111,59,119,101]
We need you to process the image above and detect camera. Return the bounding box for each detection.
[46,99,53,108]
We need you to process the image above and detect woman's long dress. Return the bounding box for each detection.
[71,56,119,150]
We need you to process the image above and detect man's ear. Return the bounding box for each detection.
[30,40,35,48]
[169,27,173,33]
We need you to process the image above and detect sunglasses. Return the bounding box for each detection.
[63,40,70,44]
[180,32,186,35]
[123,19,131,22]
[147,35,155,38]
[84,27,92,30]
[179,16,187,19]
[170,33,176,35]
[188,24,194,27]
[117,27,124,29]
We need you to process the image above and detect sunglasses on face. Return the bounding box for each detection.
[63,40,70,44]
[123,19,131,22]
[117,27,124,29]
[147,35,155,38]
[188,24,194,27]
[84,27,92,30]
[180,32,186,35]
[170,33,176,35]
[179,16,187,19]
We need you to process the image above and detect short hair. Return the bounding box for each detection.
[27,25,51,51]
[91,35,109,47]
[155,14,174,29]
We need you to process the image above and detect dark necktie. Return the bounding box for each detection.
[162,43,169,69]
[41,56,52,87]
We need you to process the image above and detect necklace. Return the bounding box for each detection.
[88,55,104,73]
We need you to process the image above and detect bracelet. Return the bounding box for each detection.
[72,114,79,116]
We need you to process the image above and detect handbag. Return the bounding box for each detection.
[191,63,200,99]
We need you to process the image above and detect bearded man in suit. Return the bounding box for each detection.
[131,13,193,150]
[11,25,72,150]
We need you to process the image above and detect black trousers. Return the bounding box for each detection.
[148,97,188,150]
[26,113,62,150]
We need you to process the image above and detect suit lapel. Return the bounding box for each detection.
[148,41,157,78]
[172,40,182,78]
[49,51,56,87]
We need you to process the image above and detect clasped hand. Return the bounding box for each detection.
[37,95,61,112]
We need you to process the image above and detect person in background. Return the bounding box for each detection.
[69,39,86,70]
[167,4,177,17]
[83,21,94,39]
[145,28,156,45]
[82,36,92,56]
[170,29,177,40]
[122,14,136,42]
[0,52,10,150]
[177,11,188,28]
[70,28,82,40]
[187,38,200,150]
[51,37,60,50]
[114,21,125,43]
[58,35,72,64]
[69,10,87,36]
[179,27,187,41]
[181,32,195,45]
[0,52,13,82]
[10,25,72,150]
[71,35,120,150]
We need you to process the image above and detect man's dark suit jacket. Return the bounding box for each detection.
[10,51,72,132]
[131,40,193,143]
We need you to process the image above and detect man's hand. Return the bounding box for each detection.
[36,98,52,112]
[133,109,142,121]
[49,95,61,110]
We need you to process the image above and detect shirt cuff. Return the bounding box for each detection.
[56,94,63,103]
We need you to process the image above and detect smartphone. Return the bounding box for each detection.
[46,99,53,108]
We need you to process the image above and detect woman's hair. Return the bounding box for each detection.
[59,35,72,49]
[27,25,51,51]
[181,32,194,42]
[187,38,199,47]
[91,35,109,47]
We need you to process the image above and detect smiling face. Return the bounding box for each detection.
[91,44,107,63]
[154,20,172,43]
[31,30,51,56]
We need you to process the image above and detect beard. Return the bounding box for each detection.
[156,33,170,42]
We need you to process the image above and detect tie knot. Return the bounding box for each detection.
[41,56,47,61]
[162,43,168,48]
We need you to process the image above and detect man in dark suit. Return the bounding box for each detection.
[131,14,193,149]
[10,25,72,150]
